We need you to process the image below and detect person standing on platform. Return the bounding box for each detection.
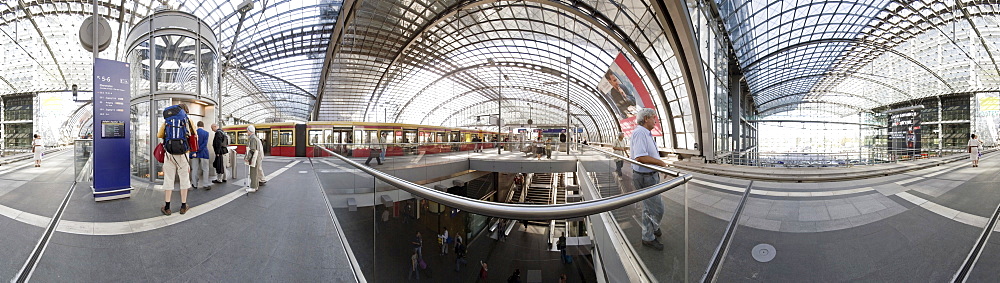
[454,237,467,272]
[612,132,628,175]
[412,231,423,258]
[245,125,264,193]
[631,108,666,251]
[969,133,983,167]
[379,131,388,162]
[211,124,228,184]
[158,103,195,215]
[439,227,450,255]
[545,138,553,159]
[189,121,211,190]
[32,134,43,167]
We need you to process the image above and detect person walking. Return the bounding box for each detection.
[365,133,383,166]
[409,250,420,280]
[557,232,567,263]
[245,125,264,193]
[189,121,211,190]
[969,133,983,167]
[612,132,628,175]
[211,124,228,184]
[631,108,666,250]
[32,134,43,167]
[158,103,195,215]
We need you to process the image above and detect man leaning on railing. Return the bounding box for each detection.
[631,108,667,251]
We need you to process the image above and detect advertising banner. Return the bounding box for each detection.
[887,110,921,158]
[92,58,131,201]
[976,92,1000,147]
[597,53,662,137]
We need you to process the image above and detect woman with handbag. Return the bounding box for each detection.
[969,134,982,167]
[32,134,43,167]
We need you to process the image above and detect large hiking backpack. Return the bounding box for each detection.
[163,105,189,154]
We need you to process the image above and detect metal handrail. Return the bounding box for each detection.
[580,144,683,177]
[315,145,692,220]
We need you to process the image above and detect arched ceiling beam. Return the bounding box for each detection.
[741,38,954,92]
[416,85,601,129]
[954,0,1000,79]
[236,67,317,99]
[758,89,883,107]
[314,0,362,120]
[758,100,868,115]
[396,62,618,126]
[437,97,596,132]
[15,0,69,89]
[755,72,910,106]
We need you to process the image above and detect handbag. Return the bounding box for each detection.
[188,134,199,152]
[154,143,165,163]
[418,258,427,269]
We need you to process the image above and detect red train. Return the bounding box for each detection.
[221,122,506,158]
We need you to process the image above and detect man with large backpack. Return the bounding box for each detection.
[158,103,196,215]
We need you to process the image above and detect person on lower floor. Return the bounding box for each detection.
[439,227,450,255]
[454,239,467,272]
[409,250,420,280]
[211,123,228,184]
[631,108,666,251]
[558,232,567,263]
[189,121,211,190]
[245,125,264,193]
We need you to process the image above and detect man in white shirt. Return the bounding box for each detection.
[630,108,667,251]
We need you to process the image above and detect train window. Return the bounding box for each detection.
[404,130,417,143]
[227,131,239,145]
[279,130,294,146]
[237,131,248,145]
[324,129,333,143]
[308,130,322,146]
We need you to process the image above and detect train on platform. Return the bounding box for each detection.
[220,122,508,158]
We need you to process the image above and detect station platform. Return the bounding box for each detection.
[1,147,998,281]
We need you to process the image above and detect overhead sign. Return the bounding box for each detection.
[92,58,132,201]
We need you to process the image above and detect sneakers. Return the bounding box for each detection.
[245,187,257,193]
[642,239,664,251]
[654,228,662,238]
[212,180,222,184]
[161,206,172,216]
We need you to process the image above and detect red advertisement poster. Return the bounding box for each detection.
[597,53,662,136]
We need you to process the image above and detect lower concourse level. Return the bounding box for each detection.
[1,144,999,281]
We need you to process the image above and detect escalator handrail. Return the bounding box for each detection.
[315,146,692,220]
[580,144,683,177]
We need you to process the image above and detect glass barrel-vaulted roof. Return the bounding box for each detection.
[0,0,339,123]
[716,0,1000,117]
[317,0,696,145]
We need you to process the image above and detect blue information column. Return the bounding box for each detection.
[92,58,132,201]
